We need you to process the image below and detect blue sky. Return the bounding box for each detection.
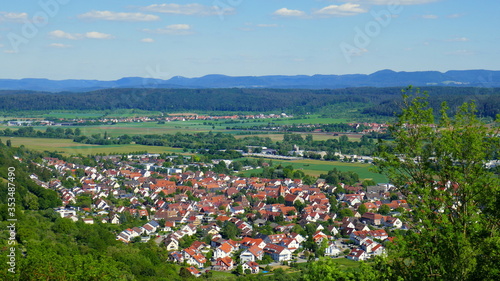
[0,0,498,80]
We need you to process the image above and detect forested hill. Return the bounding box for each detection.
[1,87,500,118]
[1,69,500,92]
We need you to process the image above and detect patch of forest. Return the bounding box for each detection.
[0,87,499,118]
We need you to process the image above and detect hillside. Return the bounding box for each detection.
[0,87,499,118]
[1,70,500,92]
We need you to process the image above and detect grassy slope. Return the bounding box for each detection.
[2,137,184,156]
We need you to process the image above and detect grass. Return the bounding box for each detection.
[42,112,105,119]
[241,158,387,183]
[0,121,224,136]
[0,122,363,142]
[3,137,185,156]
[330,258,366,269]
[209,270,237,280]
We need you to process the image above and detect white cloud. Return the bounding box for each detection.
[85,31,113,39]
[0,44,3,48]
[446,37,469,42]
[314,3,367,16]
[49,30,114,40]
[49,43,72,48]
[141,38,155,43]
[143,24,193,35]
[49,30,80,40]
[351,0,441,5]
[3,50,17,54]
[140,3,234,16]
[0,12,28,23]
[273,8,306,17]
[421,14,438,19]
[78,11,160,22]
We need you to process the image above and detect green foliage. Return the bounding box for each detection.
[339,208,354,219]
[357,204,368,215]
[221,221,241,240]
[302,258,357,281]
[374,87,500,281]
[0,143,61,215]
[319,168,359,186]
[377,204,390,215]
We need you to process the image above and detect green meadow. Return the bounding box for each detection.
[241,158,387,183]
[2,137,185,156]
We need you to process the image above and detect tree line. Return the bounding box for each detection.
[0,87,499,117]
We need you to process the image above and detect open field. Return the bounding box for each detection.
[0,121,222,136]
[2,137,185,156]
[209,270,236,280]
[241,158,387,183]
[0,121,362,142]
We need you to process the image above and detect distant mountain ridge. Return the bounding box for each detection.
[1,69,499,92]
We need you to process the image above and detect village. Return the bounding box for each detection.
[25,152,409,277]
[4,113,292,127]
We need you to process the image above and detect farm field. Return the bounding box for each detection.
[2,137,185,156]
[0,121,220,136]
[241,158,387,183]
[0,121,359,142]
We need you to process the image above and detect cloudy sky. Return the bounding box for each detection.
[0,0,498,80]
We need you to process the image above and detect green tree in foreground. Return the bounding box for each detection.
[374,87,500,281]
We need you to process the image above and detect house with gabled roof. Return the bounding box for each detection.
[191,241,210,254]
[240,237,266,249]
[185,266,201,277]
[214,256,234,271]
[347,248,368,261]
[263,233,287,244]
[240,245,264,263]
[371,243,385,256]
[324,242,341,256]
[183,248,207,268]
[350,229,389,245]
[360,212,383,226]
[278,237,300,252]
[242,261,260,274]
[312,231,330,245]
[169,251,184,263]
[164,237,179,251]
[384,216,403,228]
[214,242,234,259]
[263,244,292,262]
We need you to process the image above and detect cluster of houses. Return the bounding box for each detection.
[24,153,409,276]
[4,113,292,128]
